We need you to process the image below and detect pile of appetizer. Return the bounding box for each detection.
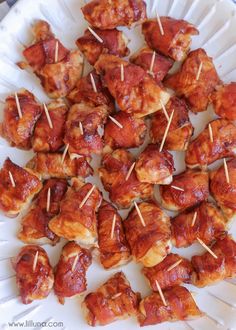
[0,0,236,327]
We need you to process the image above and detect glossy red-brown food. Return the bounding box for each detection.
[210,158,236,220]
[150,96,193,151]
[32,99,68,152]
[185,119,236,168]
[104,112,147,152]
[64,102,110,156]
[124,201,171,267]
[26,152,93,179]
[0,158,42,218]
[76,28,129,65]
[49,182,102,246]
[23,20,83,98]
[142,17,199,61]
[0,89,42,150]
[160,170,209,211]
[97,201,130,269]
[165,48,220,113]
[18,179,68,245]
[82,0,147,30]
[135,144,175,184]
[191,235,236,287]
[143,253,193,290]
[54,241,92,304]
[130,47,174,84]
[99,149,153,208]
[82,272,140,326]
[171,201,227,248]
[95,54,170,118]
[12,245,54,304]
[138,286,202,326]
[210,82,236,120]
[67,70,114,110]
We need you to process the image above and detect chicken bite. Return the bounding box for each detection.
[160,169,209,211]
[165,48,220,113]
[95,54,170,118]
[54,241,92,304]
[97,200,130,269]
[124,201,171,267]
[82,272,140,326]
[0,158,42,218]
[12,245,54,304]
[142,17,199,61]
[0,89,42,150]
[82,0,147,30]
[99,149,154,208]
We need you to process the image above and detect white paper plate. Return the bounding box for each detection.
[0,0,236,329]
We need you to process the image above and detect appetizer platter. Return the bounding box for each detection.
[0,0,236,329]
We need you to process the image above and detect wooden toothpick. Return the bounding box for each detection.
[171,185,184,192]
[223,158,230,184]
[160,99,169,121]
[156,11,164,36]
[196,61,203,81]
[46,188,51,213]
[79,185,96,208]
[125,162,136,181]
[90,73,97,93]
[155,280,167,306]
[61,144,69,164]
[120,64,124,82]
[8,171,16,188]
[33,251,39,272]
[159,110,174,152]
[197,238,218,259]
[43,103,53,129]
[167,259,182,272]
[109,116,123,129]
[55,40,59,63]
[79,122,84,135]
[72,254,79,272]
[112,292,122,299]
[208,123,213,143]
[148,51,156,75]
[191,211,198,227]
[88,26,103,43]
[110,214,116,239]
[15,92,23,119]
[134,202,146,227]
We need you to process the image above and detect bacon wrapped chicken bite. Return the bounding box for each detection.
[185,119,236,169]
[12,245,54,304]
[0,89,42,150]
[0,158,42,218]
[165,48,220,113]
[95,54,170,118]
[104,112,147,152]
[135,144,175,185]
[49,182,102,246]
[97,200,130,269]
[124,201,171,267]
[150,96,193,151]
[191,235,236,287]
[210,158,236,220]
[26,152,93,180]
[138,286,202,326]
[64,102,110,156]
[142,17,199,61]
[160,170,209,211]
[130,47,174,84]
[22,20,83,98]
[82,0,147,30]
[99,149,153,208]
[18,179,68,245]
[82,272,140,326]
[143,253,193,291]
[54,241,92,304]
[67,71,114,110]
[171,201,227,248]
[210,82,236,120]
[32,99,68,152]
[76,28,129,65]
